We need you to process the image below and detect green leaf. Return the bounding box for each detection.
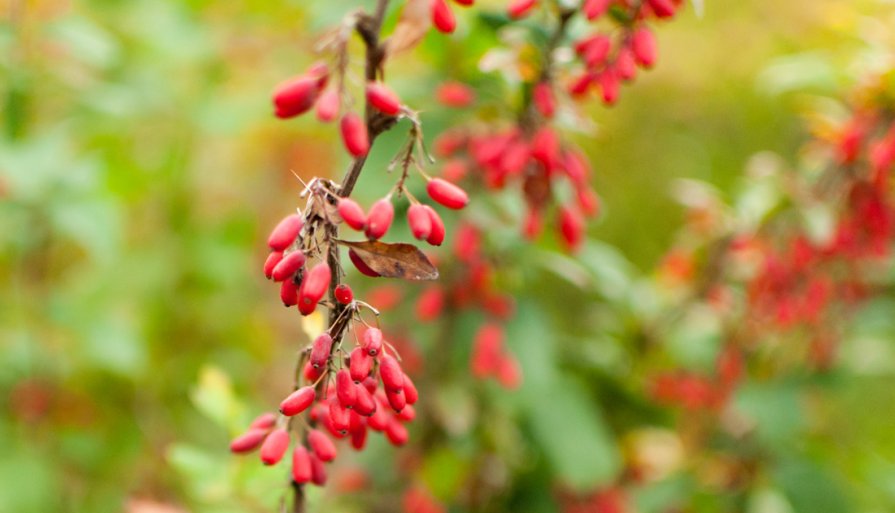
[775,459,851,513]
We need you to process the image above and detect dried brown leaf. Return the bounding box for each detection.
[386,0,431,57]
[338,240,438,280]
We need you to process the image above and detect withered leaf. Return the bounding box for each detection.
[338,240,438,280]
[386,0,431,57]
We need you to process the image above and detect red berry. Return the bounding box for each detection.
[341,113,370,157]
[303,361,323,382]
[379,355,405,392]
[230,428,269,454]
[533,81,555,118]
[427,178,469,209]
[523,207,544,240]
[454,223,481,262]
[408,204,433,240]
[292,445,313,484]
[367,404,389,431]
[397,404,416,421]
[308,429,337,462]
[563,149,591,185]
[280,279,299,307]
[631,28,657,68]
[271,251,306,282]
[403,373,419,405]
[647,0,676,18]
[431,0,456,34]
[424,206,445,246]
[496,355,523,390]
[354,383,377,416]
[315,88,340,122]
[329,397,350,433]
[273,77,319,119]
[349,413,368,450]
[335,284,354,304]
[577,187,601,218]
[508,0,538,19]
[300,262,331,304]
[583,0,610,19]
[452,0,474,5]
[350,347,374,382]
[338,198,367,231]
[310,453,327,486]
[249,412,277,430]
[365,198,394,240]
[576,34,611,68]
[385,418,409,446]
[268,214,304,251]
[280,386,316,416]
[366,82,402,116]
[310,333,334,369]
[259,428,290,465]
[336,369,357,408]
[441,158,469,182]
[263,251,283,279]
[615,47,638,81]
[349,248,381,277]
[416,287,445,322]
[558,206,585,251]
[471,323,504,378]
[362,328,383,357]
[531,126,559,168]
[386,388,406,412]
[436,81,475,107]
[599,70,620,105]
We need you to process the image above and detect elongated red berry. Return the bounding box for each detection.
[336,369,357,408]
[424,206,445,246]
[300,262,331,304]
[558,206,585,251]
[563,149,591,185]
[349,249,381,277]
[523,207,543,240]
[367,404,389,431]
[329,397,350,433]
[575,34,611,68]
[304,361,323,382]
[281,279,299,307]
[273,77,319,119]
[631,28,657,68]
[386,388,406,412]
[310,333,333,369]
[453,0,474,5]
[531,126,559,167]
[496,355,523,390]
[648,0,676,18]
[436,82,475,107]
[260,428,290,465]
[416,287,444,321]
[615,47,638,81]
[310,453,327,486]
[508,0,537,19]
[335,284,353,304]
[280,386,316,416]
[599,70,620,105]
[379,355,405,392]
[397,404,416,421]
[292,445,313,484]
[250,412,277,430]
[533,82,555,118]
[471,323,504,378]
[362,328,383,357]
[341,113,369,157]
[268,214,303,251]
[408,204,433,240]
[271,251,306,282]
[577,187,601,218]
[583,0,610,19]
[366,82,401,116]
[230,428,269,454]
[427,178,469,209]
[315,88,340,122]
[431,0,456,34]
[349,413,368,450]
[263,251,284,279]
[354,383,377,416]
[338,198,366,231]
[350,347,374,382]
[385,418,409,446]
[365,198,394,239]
[308,429,337,462]
[403,373,419,405]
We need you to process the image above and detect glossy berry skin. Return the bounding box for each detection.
[385,418,409,446]
[408,204,433,240]
[362,328,383,357]
[308,429,337,462]
[273,77,319,119]
[631,28,657,68]
[259,428,290,465]
[338,198,367,231]
[315,89,340,122]
[403,374,419,405]
[230,428,269,454]
[366,82,402,116]
[263,251,283,279]
[379,355,405,392]
[350,347,374,382]
[271,251,306,282]
[558,206,585,251]
[427,178,469,209]
[365,198,394,240]
[431,0,456,34]
[300,263,332,304]
[336,369,357,408]
[508,0,538,19]
[310,334,334,369]
[423,206,445,246]
[249,412,277,430]
[334,284,354,304]
[268,214,304,251]
[280,386,316,416]
[340,113,370,157]
[291,445,313,484]
[280,279,299,307]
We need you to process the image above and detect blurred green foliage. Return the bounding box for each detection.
[2,0,895,512]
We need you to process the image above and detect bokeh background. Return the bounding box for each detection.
[2,0,894,512]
